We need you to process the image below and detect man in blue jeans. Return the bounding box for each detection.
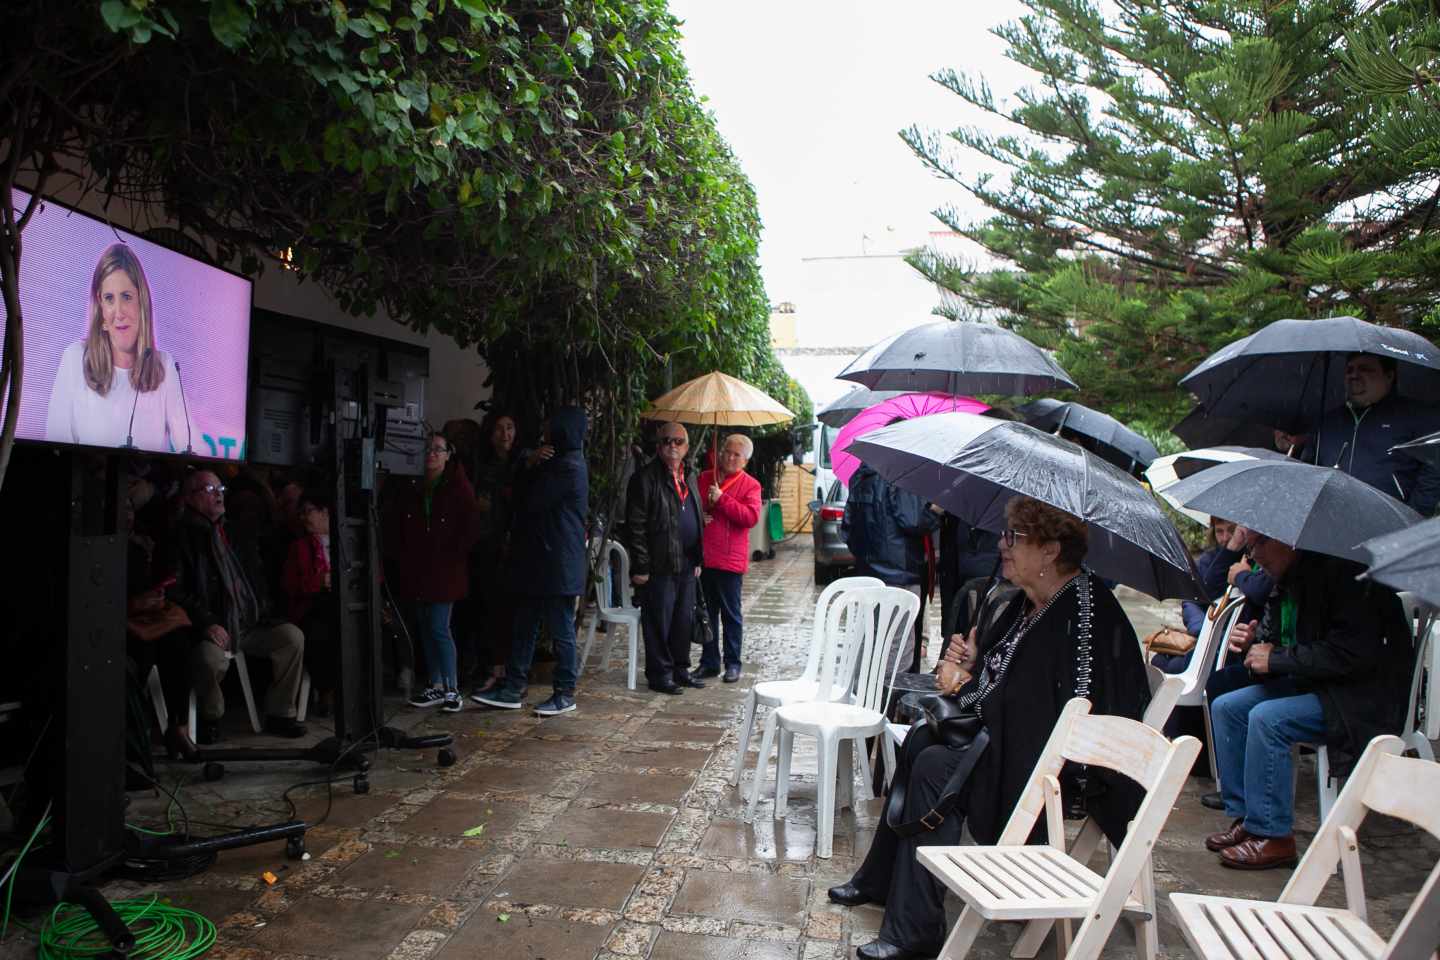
[474,407,589,716]
[1206,528,1410,869]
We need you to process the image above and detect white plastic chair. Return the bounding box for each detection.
[1171,735,1440,960]
[1401,593,1438,763]
[578,539,642,690]
[146,664,197,735]
[921,699,1201,960]
[729,575,882,787]
[232,650,310,732]
[1201,605,1250,790]
[746,585,919,859]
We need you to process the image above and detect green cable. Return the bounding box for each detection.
[38,896,215,960]
[1,808,52,941]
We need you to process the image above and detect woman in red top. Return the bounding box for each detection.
[697,433,763,682]
[381,434,481,713]
[282,491,338,716]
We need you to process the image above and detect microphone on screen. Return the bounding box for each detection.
[121,348,151,450]
[175,360,194,455]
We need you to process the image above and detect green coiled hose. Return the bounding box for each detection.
[38,896,215,960]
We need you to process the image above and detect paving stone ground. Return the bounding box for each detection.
[3,541,1434,959]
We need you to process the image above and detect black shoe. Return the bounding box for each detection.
[1200,790,1224,810]
[648,682,683,695]
[264,716,308,739]
[695,666,722,679]
[197,721,222,746]
[826,882,875,907]
[723,664,741,683]
[856,939,941,960]
[676,675,706,689]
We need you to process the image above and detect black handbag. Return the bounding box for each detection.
[885,700,990,838]
[691,585,713,647]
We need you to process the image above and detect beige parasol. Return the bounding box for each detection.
[642,371,795,427]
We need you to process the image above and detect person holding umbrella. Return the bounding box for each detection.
[697,433,762,683]
[1203,526,1412,869]
[1304,352,1440,514]
[828,495,1152,960]
[1162,457,1420,869]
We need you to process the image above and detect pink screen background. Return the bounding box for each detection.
[0,189,252,459]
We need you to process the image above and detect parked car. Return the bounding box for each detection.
[809,478,853,585]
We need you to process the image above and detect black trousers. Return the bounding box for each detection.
[850,724,971,950]
[639,571,695,685]
[127,627,199,729]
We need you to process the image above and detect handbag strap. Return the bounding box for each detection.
[888,726,991,838]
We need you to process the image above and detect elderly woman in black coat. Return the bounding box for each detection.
[828,496,1152,960]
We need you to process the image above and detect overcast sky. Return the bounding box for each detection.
[668,0,1032,305]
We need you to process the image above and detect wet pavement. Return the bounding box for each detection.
[3,540,1434,959]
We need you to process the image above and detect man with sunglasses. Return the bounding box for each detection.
[625,422,706,694]
[1204,526,1410,869]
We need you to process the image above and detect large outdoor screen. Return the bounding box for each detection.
[0,189,251,459]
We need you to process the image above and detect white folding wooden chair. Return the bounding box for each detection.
[1007,667,1184,960]
[1170,734,1440,960]
[919,698,1201,960]
[1177,590,1247,782]
[729,575,882,787]
[1295,592,1436,823]
[745,586,919,859]
[578,539,642,690]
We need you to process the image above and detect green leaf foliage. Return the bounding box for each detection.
[0,0,806,500]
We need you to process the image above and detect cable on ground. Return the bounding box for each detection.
[37,896,215,960]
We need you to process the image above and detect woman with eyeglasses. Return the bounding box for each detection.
[381,432,481,712]
[829,495,1152,960]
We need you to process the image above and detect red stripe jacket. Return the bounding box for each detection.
[699,468,762,574]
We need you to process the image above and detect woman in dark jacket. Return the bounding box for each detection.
[382,433,480,713]
[828,496,1151,960]
[467,412,522,696]
[473,406,588,717]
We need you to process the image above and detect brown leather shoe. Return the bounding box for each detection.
[1204,819,1251,852]
[1220,834,1298,870]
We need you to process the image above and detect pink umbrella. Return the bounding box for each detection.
[833,392,990,486]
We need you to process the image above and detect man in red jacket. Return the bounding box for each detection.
[697,434,763,683]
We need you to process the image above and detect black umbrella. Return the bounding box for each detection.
[1164,458,1421,562]
[816,386,905,428]
[1018,398,1161,473]
[1178,315,1440,432]
[848,411,1202,600]
[1391,429,1440,469]
[1357,516,1440,608]
[837,321,1078,396]
[1171,406,1280,451]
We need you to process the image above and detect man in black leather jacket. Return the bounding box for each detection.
[626,423,705,694]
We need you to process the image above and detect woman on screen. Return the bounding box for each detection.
[45,243,194,452]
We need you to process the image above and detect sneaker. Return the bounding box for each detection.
[723,664,741,683]
[408,685,446,708]
[473,687,524,709]
[533,693,577,717]
[442,690,463,713]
